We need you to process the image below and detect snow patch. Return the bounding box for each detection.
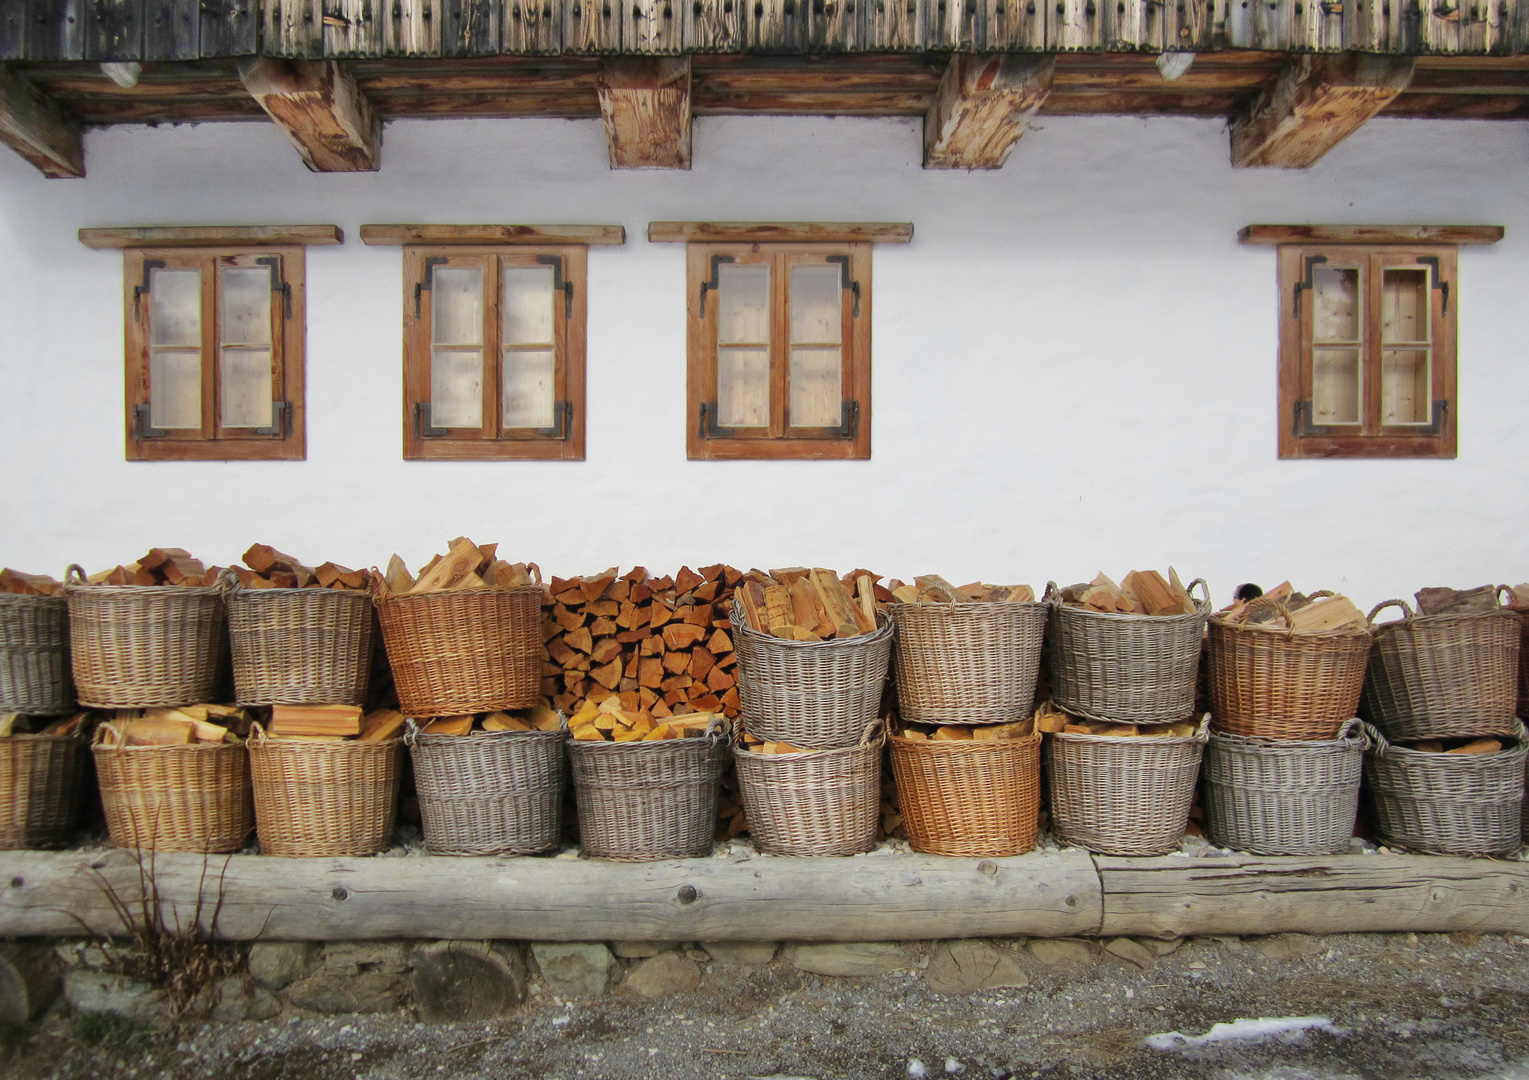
[1146,1016,1340,1051]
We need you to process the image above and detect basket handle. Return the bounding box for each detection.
[1186,578,1211,609]
[1042,581,1061,608]
[1496,584,1514,610]
[1191,714,1211,743]
[248,720,268,747]
[1334,717,1366,747]
[526,562,543,586]
[403,718,421,747]
[858,717,883,746]
[65,564,87,586]
[703,714,728,744]
[1240,594,1295,635]
[1366,599,1413,626]
[1356,719,1389,757]
[93,722,125,748]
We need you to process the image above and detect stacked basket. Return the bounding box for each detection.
[1044,579,1211,856]
[887,595,1048,856]
[1203,594,1371,855]
[729,599,891,856]
[1361,594,1524,855]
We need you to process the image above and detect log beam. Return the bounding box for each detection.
[238,57,382,173]
[0,65,84,179]
[597,57,691,170]
[924,54,1055,170]
[1231,53,1414,169]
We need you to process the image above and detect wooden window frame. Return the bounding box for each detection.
[121,245,307,462]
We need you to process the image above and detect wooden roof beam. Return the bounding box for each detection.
[924,54,1055,170]
[598,57,691,170]
[0,65,83,178]
[238,58,382,173]
[1231,53,1415,169]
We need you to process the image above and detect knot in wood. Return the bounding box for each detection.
[676,884,699,904]
[8,877,21,888]
[978,860,998,877]
[331,885,349,902]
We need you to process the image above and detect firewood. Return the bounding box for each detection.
[360,709,407,741]
[1286,595,1365,633]
[913,575,973,603]
[269,704,362,738]
[1416,585,1502,616]
[410,538,486,594]
[0,569,63,597]
[1446,738,1503,755]
[420,715,474,736]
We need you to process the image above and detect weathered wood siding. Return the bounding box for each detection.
[0,0,1521,58]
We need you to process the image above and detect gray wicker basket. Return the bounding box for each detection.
[1362,720,1526,856]
[1045,717,1209,856]
[1047,579,1210,725]
[732,721,883,857]
[731,602,892,748]
[0,592,73,715]
[567,718,727,861]
[406,720,567,856]
[1203,720,1365,856]
[889,600,1047,725]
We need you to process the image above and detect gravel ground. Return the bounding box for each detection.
[9,930,1529,1080]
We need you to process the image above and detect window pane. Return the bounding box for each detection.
[221,348,272,429]
[503,265,555,346]
[150,349,202,429]
[718,264,770,345]
[432,266,483,346]
[1382,268,1430,345]
[1312,266,1360,344]
[790,347,842,428]
[718,347,769,428]
[431,348,483,428]
[1312,348,1360,426]
[503,348,555,429]
[221,267,272,346]
[790,265,842,345]
[1382,349,1431,425]
[150,268,201,347]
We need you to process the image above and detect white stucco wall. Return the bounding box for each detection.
[0,112,1524,608]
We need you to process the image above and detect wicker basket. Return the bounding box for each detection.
[889,600,1047,725]
[567,719,727,861]
[0,593,73,715]
[227,581,373,706]
[65,565,226,709]
[1202,721,1365,855]
[1361,595,1520,741]
[889,727,1042,857]
[1207,594,1372,741]
[248,723,402,857]
[1362,720,1525,856]
[731,602,893,748]
[733,721,883,857]
[373,575,542,717]
[406,719,567,856]
[1045,717,1209,856]
[1047,579,1211,725]
[92,725,252,853]
[0,733,87,849]
[1517,606,1529,721]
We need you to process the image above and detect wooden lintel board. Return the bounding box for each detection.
[359,224,627,246]
[648,221,914,243]
[1238,224,1505,246]
[79,225,344,249]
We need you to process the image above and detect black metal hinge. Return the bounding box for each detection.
[826,254,861,318]
[699,401,734,438]
[414,402,448,438]
[1416,255,1450,314]
[1415,398,1449,435]
[1293,254,1328,318]
[699,255,734,318]
[254,256,292,318]
[1293,399,1330,437]
[819,400,859,438]
[254,400,291,437]
[537,400,573,439]
[133,404,167,440]
[536,255,575,319]
[132,259,165,323]
[415,256,449,319]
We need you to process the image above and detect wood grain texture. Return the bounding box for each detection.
[323,0,385,57]
[0,848,1101,941]
[239,56,382,171]
[1239,223,1505,245]
[26,0,86,61]
[924,52,1053,169]
[199,0,259,56]
[85,0,145,61]
[360,223,626,244]
[0,64,84,177]
[142,0,199,59]
[1231,53,1415,168]
[503,0,562,54]
[686,0,743,50]
[650,220,913,241]
[264,0,324,58]
[79,224,343,247]
[598,55,690,167]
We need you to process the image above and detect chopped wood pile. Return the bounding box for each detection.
[380,537,536,595]
[886,575,1034,604]
[86,548,225,587]
[540,565,743,720]
[232,544,370,591]
[1404,736,1508,754]
[0,712,86,737]
[98,703,252,745]
[736,567,882,641]
[1061,569,1197,615]
[0,569,62,596]
[738,729,809,754]
[895,718,1034,741]
[1218,581,1365,632]
[266,705,407,741]
[414,705,563,737]
[569,698,719,742]
[1416,585,1506,615]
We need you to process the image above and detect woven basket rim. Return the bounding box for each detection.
[65,582,224,599]
[1051,600,1210,626]
[1362,718,1526,763]
[373,581,545,609]
[228,585,374,603]
[1368,605,1520,637]
[1207,612,1372,640]
[0,592,67,607]
[566,732,726,755]
[734,730,885,761]
[888,599,1049,615]
[1208,722,1366,751]
[1049,718,1209,746]
[91,739,244,754]
[730,602,893,651]
[1,731,84,745]
[888,729,1042,752]
[409,724,566,747]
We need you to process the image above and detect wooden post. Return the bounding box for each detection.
[1230,53,1415,169]
[0,64,84,178]
[597,57,691,170]
[238,56,382,173]
[924,53,1055,170]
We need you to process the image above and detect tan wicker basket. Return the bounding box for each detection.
[406,719,567,856]
[567,718,727,861]
[65,565,226,709]
[1047,579,1210,725]
[731,602,893,748]
[0,732,87,849]
[92,725,252,853]
[1045,717,1209,856]
[248,723,402,857]
[1207,594,1372,741]
[0,593,73,715]
[889,727,1041,856]
[889,600,1047,725]
[227,581,373,706]
[732,722,883,856]
[1362,595,1520,741]
[373,575,542,717]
